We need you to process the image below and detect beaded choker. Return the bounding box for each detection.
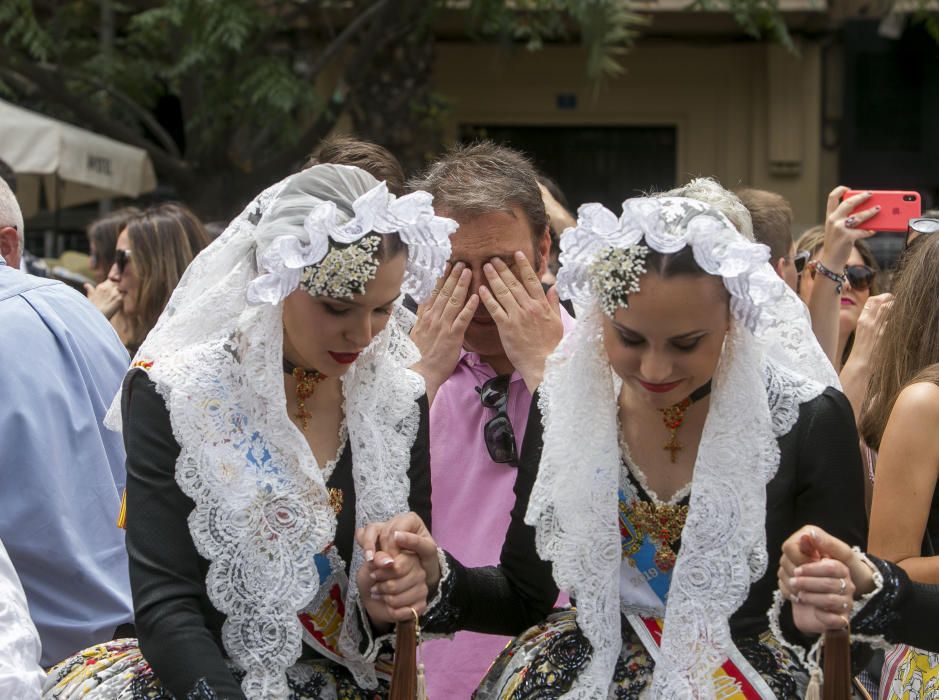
[283,358,326,431]
[659,381,712,462]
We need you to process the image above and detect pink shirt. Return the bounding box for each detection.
[423,312,573,699]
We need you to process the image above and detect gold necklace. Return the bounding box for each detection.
[283,359,342,516]
[630,500,689,572]
[284,359,327,431]
[657,381,712,463]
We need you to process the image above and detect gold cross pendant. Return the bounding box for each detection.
[663,432,682,463]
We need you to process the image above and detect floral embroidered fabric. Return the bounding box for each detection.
[475,610,810,700]
[41,638,393,700]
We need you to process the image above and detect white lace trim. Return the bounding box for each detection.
[528,196,836,699]
[849,550,893,651]
[247,179,457,306]
[619,434,692,506]
[106,177,425,698]
[767,546,891,668]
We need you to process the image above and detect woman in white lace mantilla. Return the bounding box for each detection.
[41,164,458,700]
[475,181,869,699]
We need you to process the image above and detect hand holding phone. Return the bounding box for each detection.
[842,190,921,232]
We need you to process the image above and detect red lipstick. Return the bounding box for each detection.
[329,352,360,365]
[638,380,682,394]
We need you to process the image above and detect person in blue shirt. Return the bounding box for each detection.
[0,177,133,665]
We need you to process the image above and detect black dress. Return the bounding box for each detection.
[852,555,939,653]
[123,370,432,699]
[473,387,870,699]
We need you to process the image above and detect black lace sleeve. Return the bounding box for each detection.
[123,370,248,700]
[422,390,558,636]
[854,555,939,652]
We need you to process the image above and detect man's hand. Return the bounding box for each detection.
[84,280,122,320]
[410,263,478,404]
[479,252,563,392]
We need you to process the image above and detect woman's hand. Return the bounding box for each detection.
[840,293,893,422]
[819,187,879,270]
[778,525,876,635]
[84,279,122,319]
[355,512,441,626]
[849,293,893,362]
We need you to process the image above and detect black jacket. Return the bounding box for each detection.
[122,370,431,699]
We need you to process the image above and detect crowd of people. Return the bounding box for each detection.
[0,135,937,700]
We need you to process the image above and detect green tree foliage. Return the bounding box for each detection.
[0,0,806,215]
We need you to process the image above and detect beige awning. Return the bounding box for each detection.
[0,98,158,218]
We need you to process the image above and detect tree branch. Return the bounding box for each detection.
[252,0,397,179]
[0,58,193,187]
[254,90,345,178]
[305,0,391,80]
[55,67,182,159]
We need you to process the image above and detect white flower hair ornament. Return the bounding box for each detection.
[556,196,780,331]
[246,180,458,305]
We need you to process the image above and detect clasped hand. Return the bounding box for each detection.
[354,512,440,629]
[778,525,876,635]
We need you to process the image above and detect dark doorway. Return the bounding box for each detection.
[839,21,939,211]
[460,125,678,212]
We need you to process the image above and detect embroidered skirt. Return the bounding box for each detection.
[473,609,810,700]
[880,645,939,700]
[41,638,389,700]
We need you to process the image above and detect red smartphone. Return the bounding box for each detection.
[842,190,921,232]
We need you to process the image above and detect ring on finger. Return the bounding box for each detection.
[844,216,858,229]
[839,578,846,594]
[842,601,849,611]
[839,614,849,629]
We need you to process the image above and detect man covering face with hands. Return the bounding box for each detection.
[405,142,572,699]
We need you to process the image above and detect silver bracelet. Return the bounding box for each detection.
[813,260,847,294]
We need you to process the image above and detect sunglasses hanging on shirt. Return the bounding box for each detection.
[476,374,518,466]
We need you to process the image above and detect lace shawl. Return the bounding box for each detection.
[528,196,839,698]
[106,175,424,698]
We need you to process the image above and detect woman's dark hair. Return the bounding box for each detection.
[124,203,210,348]
[645,247,707,278]
[87,207,141,273]
[307,136,406,196]
[374,231,406,261]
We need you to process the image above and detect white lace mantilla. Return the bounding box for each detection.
[527,195,837,699]
[106,176,425,698]
[247,175,457,306]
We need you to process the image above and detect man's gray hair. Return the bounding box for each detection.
[409,141,548,250]
[0,177,24,253]
[660,178,754,241]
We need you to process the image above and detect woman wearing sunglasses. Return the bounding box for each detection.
[108,203,210,353]
[795,192,881,373]
[83,207,140,348]
[42,164,459,699]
